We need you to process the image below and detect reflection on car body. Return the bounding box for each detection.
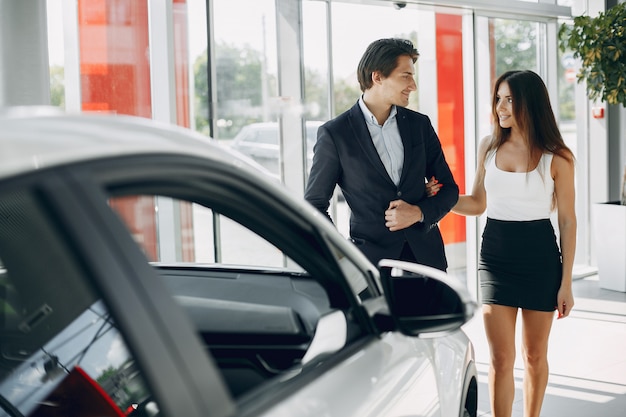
[0,108,478,417]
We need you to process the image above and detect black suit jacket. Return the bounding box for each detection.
[304,102,459,271]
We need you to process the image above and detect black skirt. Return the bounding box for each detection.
[479,218,562,312]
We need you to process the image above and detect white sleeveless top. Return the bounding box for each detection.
[484,151,554,221]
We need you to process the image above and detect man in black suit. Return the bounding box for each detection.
[304,38,458,271]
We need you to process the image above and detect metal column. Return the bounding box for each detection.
[0,0,50,106]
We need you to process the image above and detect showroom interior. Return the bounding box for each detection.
[1,0,625,297]
[1,1,625,416]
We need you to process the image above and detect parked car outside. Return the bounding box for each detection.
[230,120,323,175]
[0,108,477,417]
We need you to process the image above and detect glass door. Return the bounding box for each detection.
[473,12,589,292]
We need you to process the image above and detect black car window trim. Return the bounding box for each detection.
[78,154,362,311]
[38,168,235,417]
[0,172,218,417]
[63,156,392,416]
[73,155,389,411]
[71,153,384,350]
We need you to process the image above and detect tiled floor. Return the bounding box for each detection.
[462,275,626,417]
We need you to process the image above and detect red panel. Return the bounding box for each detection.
[78,0,152,117]
[78,0,196,261]
[179,202,195,262]
[435,14,466,244]
[31,366,125,417]
[109,196,158,261]
[78,0,157,260]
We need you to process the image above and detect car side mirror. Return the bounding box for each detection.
[376,259,477,336]
[301,309,347,365]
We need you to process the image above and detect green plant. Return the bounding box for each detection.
[558,2,626,107]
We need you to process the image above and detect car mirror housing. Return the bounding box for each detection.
[374,259,477,336]
[300,310,348,365]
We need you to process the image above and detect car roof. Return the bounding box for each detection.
[0,106,379,292]
[0,107,261,180]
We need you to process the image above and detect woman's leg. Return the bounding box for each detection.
[483,304,519,417]
[520,309,555,417]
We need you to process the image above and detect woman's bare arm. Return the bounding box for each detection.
[451,136,490,216]
[553,152,577,318]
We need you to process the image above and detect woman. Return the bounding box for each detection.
[429,70,576,417]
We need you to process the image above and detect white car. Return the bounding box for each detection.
[0,108,477,417]
[230,121,323,175]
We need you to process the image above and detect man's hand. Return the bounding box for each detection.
[385,200,423,231]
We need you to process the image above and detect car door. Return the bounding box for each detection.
[253,237,445,417]
[0,168,235,417]
[81,153,448,416]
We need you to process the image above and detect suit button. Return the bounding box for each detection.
[397,191,402,197]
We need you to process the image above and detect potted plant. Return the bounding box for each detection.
[559,3,626,291]
[558,2,626,107]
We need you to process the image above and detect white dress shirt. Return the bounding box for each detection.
[358,97,404,186]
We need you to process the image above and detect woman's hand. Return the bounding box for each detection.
[425,176,442,197]
[556,286,574,319]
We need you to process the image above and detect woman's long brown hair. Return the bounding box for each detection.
[487,70,574,169]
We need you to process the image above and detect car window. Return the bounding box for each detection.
[110,195,301,270]
[109,191,370,398]
[0,188,155,417]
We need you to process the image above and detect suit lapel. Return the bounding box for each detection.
[396,108,413,187]
[348,103,395,185]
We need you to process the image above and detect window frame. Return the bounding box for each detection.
[0,167,235,417]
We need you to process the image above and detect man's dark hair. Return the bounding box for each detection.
[357,38,419,92]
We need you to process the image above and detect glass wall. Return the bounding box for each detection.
[475,16,543,140]
[300,2,471,278]
[557,14,590,271]
[302,0,331,175]
[210,0,278,142]
[475,12,589,276]
[46,0,590,291]
[46,0,65,109]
